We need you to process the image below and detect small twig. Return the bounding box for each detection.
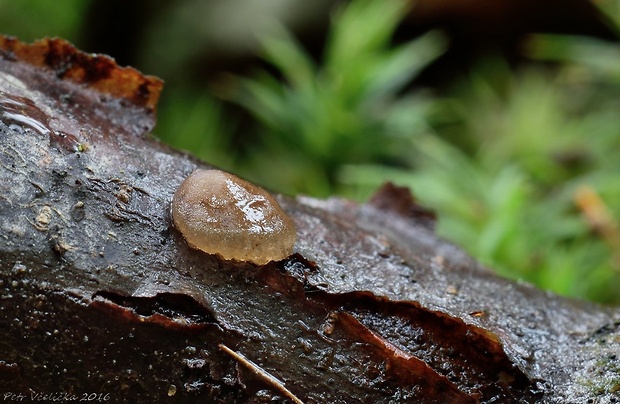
[218,343,304,404]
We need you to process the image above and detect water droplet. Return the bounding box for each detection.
[11,262,27,274]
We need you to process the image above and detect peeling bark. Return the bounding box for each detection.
[0,37,619,403]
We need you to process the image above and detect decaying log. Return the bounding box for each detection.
[0,36,619,403]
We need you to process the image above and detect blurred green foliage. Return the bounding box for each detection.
[0,0,89,42]
[226,0,443,196]
[1,0,619,304]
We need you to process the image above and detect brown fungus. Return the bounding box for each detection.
[171,169,297,265]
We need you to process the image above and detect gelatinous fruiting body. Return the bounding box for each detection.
[171,169,296,265]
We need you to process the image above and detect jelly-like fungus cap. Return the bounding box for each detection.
[171,169,296,265]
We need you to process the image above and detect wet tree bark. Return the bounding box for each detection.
[0,37,619,403]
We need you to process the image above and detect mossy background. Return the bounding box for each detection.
[2,0,620,304]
